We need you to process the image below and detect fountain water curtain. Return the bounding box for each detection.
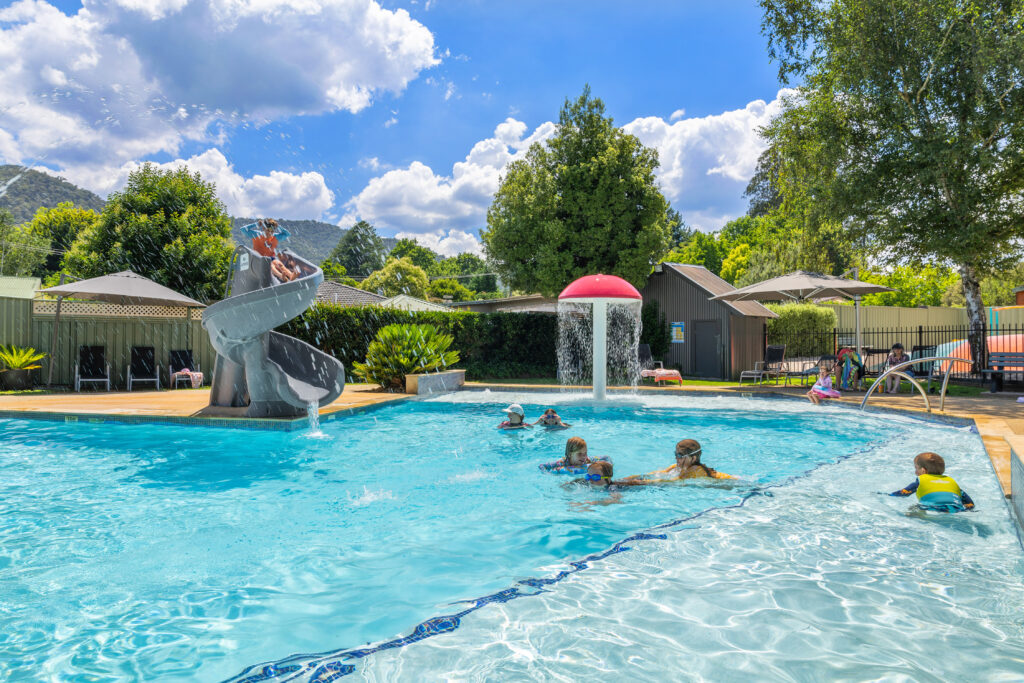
[557,274,643,399]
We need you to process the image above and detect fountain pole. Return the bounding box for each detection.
[592,300,607,400]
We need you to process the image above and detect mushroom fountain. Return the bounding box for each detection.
[557,274,643,400]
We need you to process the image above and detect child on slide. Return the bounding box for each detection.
[241,218,291,258]
[807,365,841,405]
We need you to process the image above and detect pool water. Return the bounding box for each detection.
[1,392,1021,680]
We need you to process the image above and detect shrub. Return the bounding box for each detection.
[352,324,460,391]
[765,303,837,357]
[0,345,46,371]
[640,300,671,359]
[278,305,557,380]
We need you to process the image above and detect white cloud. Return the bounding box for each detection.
[0,0,438,193]
[97,148,335,218]
[396,229,481,257]
[669,108,686,121]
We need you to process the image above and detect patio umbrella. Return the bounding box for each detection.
[709,269,893,358]
[38,271,205,385]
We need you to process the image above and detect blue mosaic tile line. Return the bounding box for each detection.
[224,436,895,683]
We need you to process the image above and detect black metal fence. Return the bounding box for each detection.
[765,324,1024,383]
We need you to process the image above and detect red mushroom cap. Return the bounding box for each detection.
[558,274,642,300]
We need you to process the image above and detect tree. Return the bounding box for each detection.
[743,148,783,218]
[665,207,693,248]
[324,220,385,277]
[720,243,752,284]
[59,164,233,302]
[25,202,99,277]
[429,278,475,302]
[941,262,1024,307]
[0,210,49,277]
[640,300,671,359]
[665,232,725,275]
[359,257,429,298]
[482,86,671,295]
[389,238,440,272]
[432,252,497,292]
[760,0,1024,367]
[319,259,358,286]
[858,265,959,307]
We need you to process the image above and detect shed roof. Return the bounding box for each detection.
[0,275,41,300]
[316,281,388,307]
[663,263,777,318]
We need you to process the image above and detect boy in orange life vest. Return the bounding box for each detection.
[241,218,291,258]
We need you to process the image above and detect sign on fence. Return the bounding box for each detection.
[671,322,685,343]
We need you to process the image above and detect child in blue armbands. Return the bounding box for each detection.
[539,437,607,474]
[890,452,975,513]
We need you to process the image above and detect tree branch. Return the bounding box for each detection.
[916,19,957,103]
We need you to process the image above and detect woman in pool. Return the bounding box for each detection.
[624,439,734,482]
[497,403,532,430]
[539,436,606,473]
[533,408,571,429]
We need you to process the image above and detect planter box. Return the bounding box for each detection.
[405,369,466,395]
[0,369,33,391]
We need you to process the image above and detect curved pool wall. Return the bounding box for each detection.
[1,392,1020,681]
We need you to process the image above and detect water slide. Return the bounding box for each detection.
[202,245,345,418]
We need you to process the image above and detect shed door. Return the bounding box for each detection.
[692,320,722,378]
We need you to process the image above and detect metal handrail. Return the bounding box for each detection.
[860,355,963,413]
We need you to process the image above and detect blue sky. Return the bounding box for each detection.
[0,0,786,254]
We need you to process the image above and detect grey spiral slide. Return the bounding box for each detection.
[202,246,345,418]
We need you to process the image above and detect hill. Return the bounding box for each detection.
[0,165,106,224]
[231,217,398,265]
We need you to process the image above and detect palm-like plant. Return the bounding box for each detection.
[352,324,460,391]
[0,345,46,371]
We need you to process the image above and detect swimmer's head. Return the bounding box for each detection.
[585,460,613,483]
[502,404,524,424]
[675,439,702,465]
[914,452,945,475]
[565,436,588,465]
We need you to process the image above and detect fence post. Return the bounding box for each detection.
[832,327,837,354]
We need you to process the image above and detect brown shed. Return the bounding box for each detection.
[640,263,777,379]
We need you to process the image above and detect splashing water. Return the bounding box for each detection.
[557,300,642,394]
[306,400,322,435]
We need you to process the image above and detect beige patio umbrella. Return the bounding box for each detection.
[38,271,205,385]
[709,269,894,357]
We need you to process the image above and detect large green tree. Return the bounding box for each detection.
[482,87,671,295]
[389,238,440,272]
[324,220,385,277]
[431,252,497,292]
[0,209,49,277]
[60,164,233,302]
[760,0,1024,366]
[25,202,99,277]
[358,257,429,298]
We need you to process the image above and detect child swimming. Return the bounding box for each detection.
[539,436,607,473]
[533,408,571,429]
[889,452,976,513]
[497,403,532,430]
[623,439,734,482]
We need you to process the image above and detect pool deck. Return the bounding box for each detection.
[466,381,1024,497]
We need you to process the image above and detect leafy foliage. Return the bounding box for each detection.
[0,210,48,277]
[352,324,460,391]
[640,300,671,359]
[389,238,440,271]
[319,260,358,286]
[0,345,46,371]
[279,306,557,380]
[429,278,475,302]
[765,303,837,357]
[59,164,234,303]
[719,243,752,284]
[857,266,959,307]
[359,257,430,298]
[323,220,388,277]
[482,86,671,295]
[25,202,99,277]
[665,232,724,275]
[0,165,105,225]
[429,253,497,292]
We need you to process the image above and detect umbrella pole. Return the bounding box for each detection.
[46,273,66,387]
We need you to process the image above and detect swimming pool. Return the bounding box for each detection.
[1,392,1021,680]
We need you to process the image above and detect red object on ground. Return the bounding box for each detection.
[641,368,683,385]
[559,274,642,300]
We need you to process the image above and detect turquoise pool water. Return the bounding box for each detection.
[1,392,1021,680]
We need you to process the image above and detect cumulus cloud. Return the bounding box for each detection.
[98,148,335,218]
[0,0,438,193]
[346,91,792,246]
[396,229,482,257]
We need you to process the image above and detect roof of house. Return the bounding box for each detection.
[663,263,778,318]
[449,293,554,306]
[0,276,41,300]
[316,281,388,306]
[382,294,450,312]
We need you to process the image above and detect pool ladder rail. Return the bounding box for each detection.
[860,356,964,413]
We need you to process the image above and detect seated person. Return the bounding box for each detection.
[241,218,291,258]
[623,439,734,482]
[533,408,571,429]
[807,365,841,405]
[270,256,298,282]
[498,403,532,430]
[539,436,607,473]
[889,452,975,513]
[885,343,913,394]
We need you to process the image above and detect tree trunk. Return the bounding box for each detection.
[959,263,986,374]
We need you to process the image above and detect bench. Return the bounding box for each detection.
[982,351,1024,392]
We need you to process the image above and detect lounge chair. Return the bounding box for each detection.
[75,345,110,391]
[783,354,837,386]
[169,350,200,389]
[127,346,160,391]
[638,344,664,370]
[739,345,786,385]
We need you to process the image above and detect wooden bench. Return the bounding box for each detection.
[982,351,1024,392]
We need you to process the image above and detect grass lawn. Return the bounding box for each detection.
[863,378,984,397]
